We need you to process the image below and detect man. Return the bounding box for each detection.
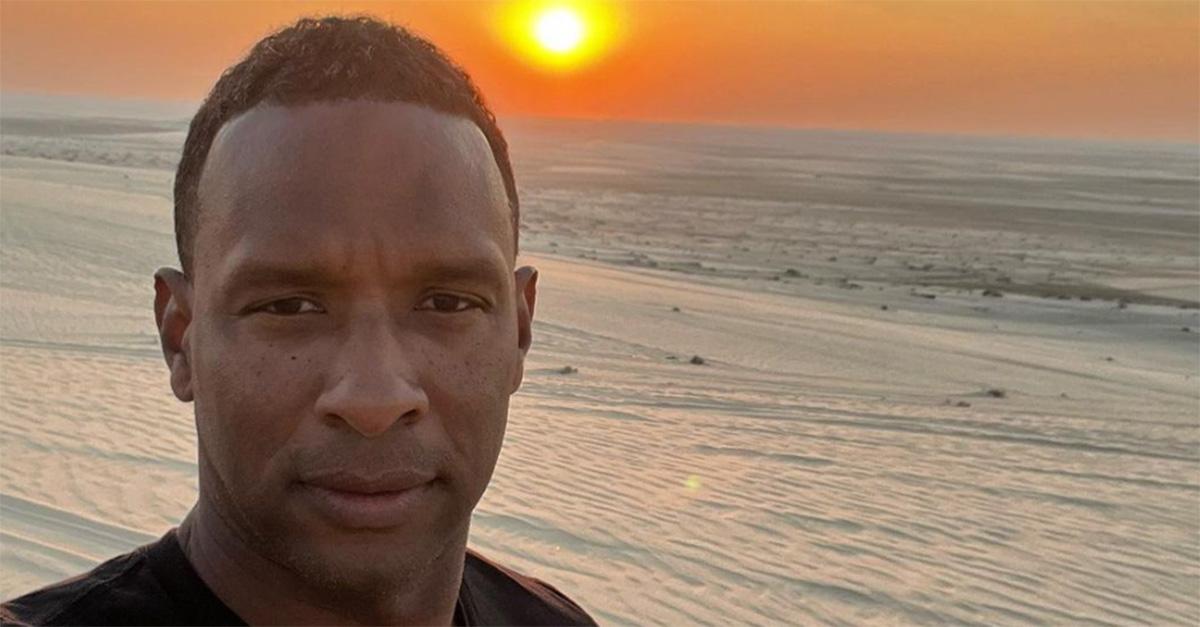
[3,15,595,626]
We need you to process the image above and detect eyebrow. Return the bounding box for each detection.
[220,255,509,296]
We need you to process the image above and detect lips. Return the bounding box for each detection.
[297,470,437,529]
[301,469,434,494]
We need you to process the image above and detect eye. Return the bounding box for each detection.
[257,297,324,316]
[417,294,481,313]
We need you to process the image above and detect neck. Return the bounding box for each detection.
[176,496,465,625]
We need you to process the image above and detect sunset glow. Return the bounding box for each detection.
[0,1,1196,141]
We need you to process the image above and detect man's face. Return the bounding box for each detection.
[168,101,533,591]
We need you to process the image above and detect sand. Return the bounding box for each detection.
[1,94,1198,624]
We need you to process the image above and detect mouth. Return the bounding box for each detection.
[297,471,437,530]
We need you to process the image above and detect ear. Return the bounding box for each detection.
[154,268,195,402]
[509,265,538,394]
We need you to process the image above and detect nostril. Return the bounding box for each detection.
[328,411,403,438]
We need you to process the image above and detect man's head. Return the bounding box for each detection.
[173,15,520,276]
[153,16,536,601]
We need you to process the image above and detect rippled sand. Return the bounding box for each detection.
[2,96,1198,624]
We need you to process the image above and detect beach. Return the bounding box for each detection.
[1,95,1197,624]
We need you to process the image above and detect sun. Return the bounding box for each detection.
[497,1,621,72]
[534,7,586,54]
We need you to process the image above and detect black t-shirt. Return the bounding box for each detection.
[2,529,596,626]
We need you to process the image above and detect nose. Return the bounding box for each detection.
[314,317,430,438]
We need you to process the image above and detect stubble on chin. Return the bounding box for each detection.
[250,484,473,604]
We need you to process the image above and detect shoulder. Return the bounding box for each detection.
[0,530,230,627]
[460,549,597,626]
[2,543,164,626]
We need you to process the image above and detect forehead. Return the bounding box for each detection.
[193,100,513,285]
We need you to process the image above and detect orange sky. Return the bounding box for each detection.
[2,0,1197,141]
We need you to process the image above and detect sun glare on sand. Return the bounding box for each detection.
[499,1,620,71]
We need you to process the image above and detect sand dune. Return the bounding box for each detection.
[1,101,1197,624]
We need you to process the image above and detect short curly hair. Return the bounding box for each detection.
[173,15,518,275]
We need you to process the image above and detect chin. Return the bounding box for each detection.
[256,528,429,598]
[309,545,424,594]
[262,495,467,592]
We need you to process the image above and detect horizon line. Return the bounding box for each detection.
[3,89,1197,149]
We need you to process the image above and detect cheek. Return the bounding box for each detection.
[429,335,516,485]
[192,324,323,485]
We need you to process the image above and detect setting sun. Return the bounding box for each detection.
[534,7,584,54]
[497,0,622,72]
